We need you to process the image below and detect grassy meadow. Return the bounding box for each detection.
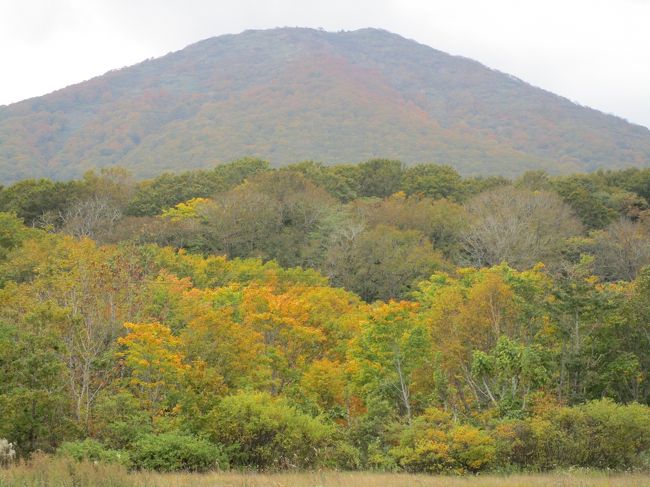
[134,472,650,487]
[1,456,650,487]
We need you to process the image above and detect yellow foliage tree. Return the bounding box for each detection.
[118,322,188,419]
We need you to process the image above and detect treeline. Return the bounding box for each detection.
[1,159,650,473]
[2,158,650,301]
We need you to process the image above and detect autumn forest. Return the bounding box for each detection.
[1,158,650,479]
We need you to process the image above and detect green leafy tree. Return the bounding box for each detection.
[351,301,432,422]
[326,225,446,302]
[401,164,464,200]
[471,336,551,414]
[126,158,269,216]
[355,159,403,198]
[552,176,618,229]
[0,308,70,455]
[0,213,37,263]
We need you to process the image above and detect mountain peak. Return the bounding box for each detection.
[0,27,648,183]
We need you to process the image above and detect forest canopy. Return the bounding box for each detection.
[1,158,650,473]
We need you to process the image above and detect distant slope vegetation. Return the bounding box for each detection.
[1,27,650,183]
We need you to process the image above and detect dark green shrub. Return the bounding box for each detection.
[321,439,362,470]
[206,391,335,469]
[57,439,129,466]
[92,391,153,449]
[553,399,650,469]
[129,433,227,472]
[492,399,650,471]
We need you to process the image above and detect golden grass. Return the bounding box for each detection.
[136,471,650,487]
[2,456,650,487]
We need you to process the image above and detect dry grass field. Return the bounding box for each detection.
[1,457,650,487]
[136,471,650,487]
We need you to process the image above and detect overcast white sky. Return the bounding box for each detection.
[1,0,649,128]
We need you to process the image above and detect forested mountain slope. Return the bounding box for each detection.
[1,27,649,182]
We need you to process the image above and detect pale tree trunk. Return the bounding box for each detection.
[394,353,412,424]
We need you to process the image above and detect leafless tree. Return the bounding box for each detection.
[591,218,650,281]
[60,197,122,239]
[462,186,582,270]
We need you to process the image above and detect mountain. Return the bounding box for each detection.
[1,27,649,183]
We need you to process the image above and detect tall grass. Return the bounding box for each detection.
[136,471,650,487]
[1,456,649,487]
[0,453,135,487]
